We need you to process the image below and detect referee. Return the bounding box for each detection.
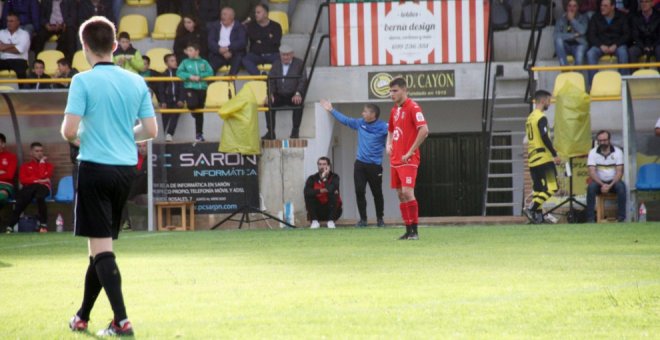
[320,99,388,227]
[61,16,158,336]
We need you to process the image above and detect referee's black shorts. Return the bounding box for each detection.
[74,161,136,240]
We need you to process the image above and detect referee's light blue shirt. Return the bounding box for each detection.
[331,109,388,165]
[65,63,155,166]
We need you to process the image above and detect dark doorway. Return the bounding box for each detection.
[416,133,485,216]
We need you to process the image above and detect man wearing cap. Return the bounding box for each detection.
[265,44,307,139]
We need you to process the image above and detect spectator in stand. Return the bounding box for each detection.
[25,59,52,90]
[0,133,17,208]
[586,130,626,222]
[173,15,208,65]
[243,3,282,75]
[182,0,221,26]
[586,0,630,85]
[613,0,638,14]
[78,0,114,28]
[0,0,40,35]
[629,0,660,64]
[579,0,598,18]
[304,156,342,229]
[177,42,214,142]
[555,0,589,66]
[158,53,184,142]
[0,13,30,89]
[31,0,77,62]
[156,0,181,15]
[207,6,246,75]
[113,32,144,74]
[264,44,307,140]
[139,55,160,95]
[52,57,78,88]
[4,142,54,233]
[220,0,259,25]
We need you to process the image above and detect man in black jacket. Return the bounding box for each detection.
[265,44,307,139]
[629,0,660,64]
[304,157,342,229]
[31,0,77,62]
[586,0,630,84]
[242,3,282,75]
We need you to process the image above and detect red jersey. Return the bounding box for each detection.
[0,150,17,185]
[19,159,54,190]
[388,98,427,167]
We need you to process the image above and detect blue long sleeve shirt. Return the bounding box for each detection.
[331,109,388,165]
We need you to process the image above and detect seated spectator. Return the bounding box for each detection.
[157,0,181,15]
[629,0,660,64]
[182,0,221,26]
[220,0,260,25]
[25,59,52,90]
[0,0,40,35]
[0,133,17,208]
[121,142,148,230]
[78,0,114,30]
[4,142,54,233]
[243,3,282,75]
[586,130,626,223]
[52,57,78,89]
[265,44,307,140]
[613,0,638,14]
[177,42,214,142]
[139,55,160,94]
[579,0,598,18]
[158,53,184,142]
[586,0,630,84]
[555,0,589,66]
[304,157,342,229]
[113,32,144,74]
[173,15,208,65]
[207,7,246,75]
[0,13,30,88]
[31,0,77,62]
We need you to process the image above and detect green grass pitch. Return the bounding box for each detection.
[1,223,659,338]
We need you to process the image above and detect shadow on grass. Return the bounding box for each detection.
[0,261,11,268]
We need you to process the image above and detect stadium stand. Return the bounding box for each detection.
[589,70,622,98]
[268,11,289,35]
[145,47,172,73]
[204,81,236,109]
[152,13,181,40]
[72,51,92,72]
[118,14,149,40]
[552,71,586,96]
[36,50,65,76]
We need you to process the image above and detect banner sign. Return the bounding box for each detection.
[368,70,455,99]
[152,143,259,214]
[330,0,489,66]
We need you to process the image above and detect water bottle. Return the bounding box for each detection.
[56,214,64,232]
[639,203,647,223]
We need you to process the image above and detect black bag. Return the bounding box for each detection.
[492,0,512,31]
[17,215,39,233]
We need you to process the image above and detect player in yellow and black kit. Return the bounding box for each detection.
[524,90,561,224]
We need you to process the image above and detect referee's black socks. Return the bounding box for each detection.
[94,252,128,322]
[78,256,102,321]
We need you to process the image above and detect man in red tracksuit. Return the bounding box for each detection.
[5,142,54,233]
[0,133,18,208]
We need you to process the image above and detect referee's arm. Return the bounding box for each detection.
[61,114,81,143]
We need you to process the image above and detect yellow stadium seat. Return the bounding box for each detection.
[598,55,617,64]
[48,34,58,42]
[552,72,585,96]
[72,50,91,72]
[630,69,660,97]
[632,69,660,76]
[205,81,235,108]
[244,81,268,106]
[257,64,272,73]
[125,0,155,6]
[146,47,173,73]
[152,13,181,40]
[0,85,15,91]
[118,14,149,40]
[269,11,289,35]
[590,71,621,97]
[217,65,231,74]
[269,0,289,3]
[37,50,65,76]
[0,70,16,78]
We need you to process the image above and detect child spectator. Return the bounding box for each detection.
[25,59,52,90]
[158,53,185,142]
[113,32,144,74]
[177,43,213,142]
[53,58,78,89]
[139,55,160,94]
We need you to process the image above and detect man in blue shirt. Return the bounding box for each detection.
[61,16,158,337]
[321,99,388,227]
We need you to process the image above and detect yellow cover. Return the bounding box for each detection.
[553,82,592,158]
[217,86,261,155]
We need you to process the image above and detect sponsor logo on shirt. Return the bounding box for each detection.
[393,127,403,141]
[405,177,412,184]
[416,112,425,122]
